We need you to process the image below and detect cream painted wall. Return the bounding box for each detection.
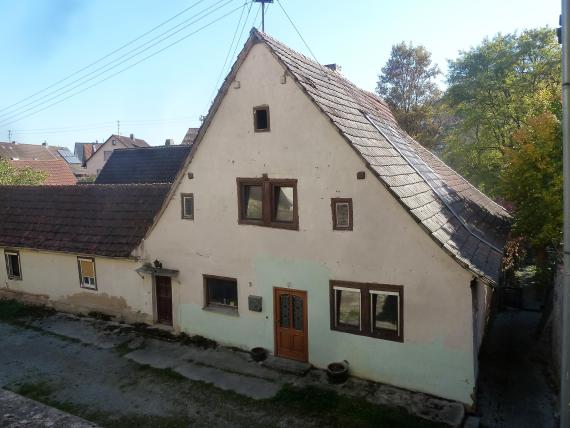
[0,248,152,322]
[140,42,477,404]
[85,138,129,175]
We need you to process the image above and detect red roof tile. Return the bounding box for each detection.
[10,159,77,185]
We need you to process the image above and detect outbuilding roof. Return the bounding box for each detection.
[95,145,192,184]
[0,142,64,161]
[193,29,511,283]
[0,184,170,257]
[9,159,77,185]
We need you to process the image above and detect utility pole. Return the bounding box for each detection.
[253,0,273,32]
[561,0,570,426]
[117,120,120,136]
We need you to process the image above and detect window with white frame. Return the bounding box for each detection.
[78,257,97,290]
[181,193,194,219]
[4,250,22,280]
[330,281,403,342]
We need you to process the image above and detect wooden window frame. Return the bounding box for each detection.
[77,257,97,290]
[253,105,270,132]
[4,250,22,280]
[237,177,299,230]
[329,280,403,342]
[181,193,194,220]
[331,198,353,231]
[203,274,239,311]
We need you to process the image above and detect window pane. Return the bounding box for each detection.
[243,185,262,219]
[80,260,95,278]
[292,296,304,331]
[372,293,399,332]
[335,203,350,227]
[274,186,294,222]
[255,108,269,130]
[279,294,290,327]
[184,196,194,217]
[9,255,20,277]
[336,289,360,328]
[207,278,238,307]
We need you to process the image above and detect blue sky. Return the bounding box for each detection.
[0,0,560,149]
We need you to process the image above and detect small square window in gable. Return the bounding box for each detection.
[253,106,270,132]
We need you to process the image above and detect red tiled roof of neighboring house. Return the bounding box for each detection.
[0,142,64,161]
[9,159,78,185]
[0,184,171,257]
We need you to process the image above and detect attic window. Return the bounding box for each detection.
[181,193,194,220]
[253,106,270,132]
[331,198,353,230]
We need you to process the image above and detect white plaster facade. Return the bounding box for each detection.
[137,42,481,405]
[84,136,139,176]
[0,248,152,323]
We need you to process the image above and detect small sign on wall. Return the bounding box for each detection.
[248,295,262,312]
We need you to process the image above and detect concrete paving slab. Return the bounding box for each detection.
[30,314,134,350]
[0,389,98,428]
[261,356,312,375]
[174,361,281,400]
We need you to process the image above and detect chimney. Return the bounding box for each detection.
[165,139,174,146]
[324,63,341,72]
[42,141,47,146]
[130,133,134,140]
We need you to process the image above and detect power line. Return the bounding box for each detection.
[206,1,251,109]
[0,3,245,127]
[0,0,209,115]
[275,0,320,65]
[0,0,237,124]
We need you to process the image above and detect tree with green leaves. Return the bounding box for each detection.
[376,42,443,149]
[443,27,561,197]
[0,159,47,185]
[501,112,562,256]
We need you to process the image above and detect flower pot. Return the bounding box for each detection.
[250,347,267,362]
[327,361,349,384]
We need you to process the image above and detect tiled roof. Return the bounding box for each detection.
[241,30,510,282]
[95,145,192,184]
[0,184,170,257]
[74,142,101,164]
[0,142,64,161]
[9,160,77,185]
[182,128,199,145]
[108,134,150,149]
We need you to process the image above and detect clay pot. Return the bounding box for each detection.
[327,361,349,384]
[250,347,267,362]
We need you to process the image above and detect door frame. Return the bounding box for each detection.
[273,287,308,362]
[154,275,173,326]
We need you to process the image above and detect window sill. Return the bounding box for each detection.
[331,327,403,343]
[203,305,239,317]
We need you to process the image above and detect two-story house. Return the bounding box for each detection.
[83,134,149,175]
[0,29,510,407]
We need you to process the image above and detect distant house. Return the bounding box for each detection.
[95,145,192,184]
[74,142,102,165]
[181,127,199,145]
[10,159,77,185]
[84,134,149,176]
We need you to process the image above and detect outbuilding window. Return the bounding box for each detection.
[78,257,97,290]
[237,177,298,230]
[4,250,22,280]
[204,275,238,311]
[253,106,270,132]
[330,281,403,342]
[181,193,194,219]
[331,198,353,230]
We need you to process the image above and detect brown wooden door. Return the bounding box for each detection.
[155,276,172,325]
[274,288,308,362]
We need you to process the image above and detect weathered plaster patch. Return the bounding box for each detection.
[62,292,130,313]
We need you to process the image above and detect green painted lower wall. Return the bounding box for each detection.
[177,255,475,405]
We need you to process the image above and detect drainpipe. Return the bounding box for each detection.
[561,0,570,426]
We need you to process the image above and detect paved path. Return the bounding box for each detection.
[477,309,556,428]
[0,389,97,428]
